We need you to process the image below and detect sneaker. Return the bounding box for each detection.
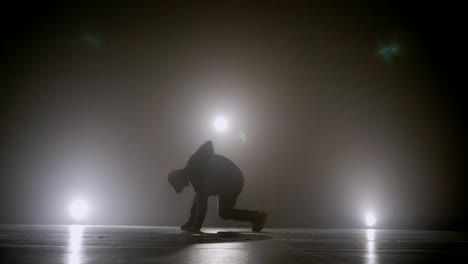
[181,222,201,232]
[252,211,268,232]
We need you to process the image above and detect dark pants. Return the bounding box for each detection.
[187,191,257,227]
[217,190,258,222]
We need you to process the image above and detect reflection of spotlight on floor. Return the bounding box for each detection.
[68,251,80,264]
[68,225,84,264]
[366,228,375,241]
[69,225,83,252]
[365,229,377,264]
[367,239,375,252]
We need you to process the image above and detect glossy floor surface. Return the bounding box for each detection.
[0,225,467,263]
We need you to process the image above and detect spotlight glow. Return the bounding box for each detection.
[213,116,228,132]
[365,212,377,227]
[69,199,89,221]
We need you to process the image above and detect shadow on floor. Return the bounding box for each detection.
[182,231,271,243]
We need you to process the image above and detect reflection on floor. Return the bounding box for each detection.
[68,225,83,264]
[0,225,467,263]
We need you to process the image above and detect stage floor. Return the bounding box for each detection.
[1,225,467,263]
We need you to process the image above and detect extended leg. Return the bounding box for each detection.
[218,191,258,222]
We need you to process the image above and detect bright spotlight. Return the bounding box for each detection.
[69,199,89,221]
[365,212,377,227]
[213,116,228,132]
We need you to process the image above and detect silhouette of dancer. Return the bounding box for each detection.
[169,141,267,232]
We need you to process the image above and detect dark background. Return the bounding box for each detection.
[0,1,466,230]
